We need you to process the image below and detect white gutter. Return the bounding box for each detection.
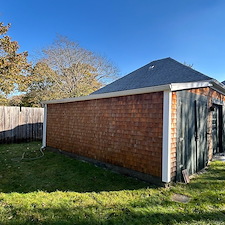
[42,80,215,105]
[42,84,171,104]
[210,79,225,95]
[170,80,213,91]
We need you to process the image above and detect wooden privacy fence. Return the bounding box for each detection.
[0,106,44,143]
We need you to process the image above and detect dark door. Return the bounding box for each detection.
[176,91,208,182]
[195,100,208,172]
[212,104,223,154]
[176,97,195,180]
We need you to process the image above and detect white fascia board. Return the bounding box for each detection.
[42,80,221,105]
[210,79,225,95]
[42,104,47,148]
[170,80,213,91]
[162,90,172,183]
[170,79,225,95]
[42,84,171,104]
[42,79,221,104]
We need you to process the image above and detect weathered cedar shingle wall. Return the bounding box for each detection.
[189,87,225,159]
[170,87,225,181]
[170,92,177,180]
[47,92,163,178]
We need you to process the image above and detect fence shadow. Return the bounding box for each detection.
[0,123,43,143]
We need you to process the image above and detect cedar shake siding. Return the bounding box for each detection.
[170,87,225,181]
[170,92,177,180]
[46,92,163,178]
[188,87,225,159]
[43,57,225,184]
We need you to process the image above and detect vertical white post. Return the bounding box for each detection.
[42,104,47,148]
[162,90,172,183]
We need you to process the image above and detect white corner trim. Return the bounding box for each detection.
[42,104,47,148]
[162,90,172,183]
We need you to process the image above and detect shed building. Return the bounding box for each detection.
[43,58,225,185]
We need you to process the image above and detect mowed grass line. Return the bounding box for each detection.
[0,142,224,225]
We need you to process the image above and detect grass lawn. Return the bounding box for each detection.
[0,142,225,225]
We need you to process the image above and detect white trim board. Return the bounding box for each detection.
[42,84,170,104]
[42,80,219,105]
[162,90,172,183]
[170,81,213,91]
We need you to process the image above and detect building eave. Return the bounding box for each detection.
[170,80,213,91]
[42,84,171,104]
[210,79,225,95]
[42,80,220,105]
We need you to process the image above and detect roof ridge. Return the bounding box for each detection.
[166,58,212,79]
[91,57,213,95]
[150,57,171,64]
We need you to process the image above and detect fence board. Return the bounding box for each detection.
[0,106,44,143]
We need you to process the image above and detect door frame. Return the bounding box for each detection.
[211,103,223,154]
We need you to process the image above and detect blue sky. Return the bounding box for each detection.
[1,0,225,81]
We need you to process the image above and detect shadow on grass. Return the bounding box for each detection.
[1,202,225,225]
[39,210,225,225]
[0,142,150,193]
[0,143,225,224]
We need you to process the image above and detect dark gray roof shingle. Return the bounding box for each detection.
[92,57,212,94]
[222,80,225,85]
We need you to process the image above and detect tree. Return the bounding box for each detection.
[8,94,24,106]
[25,36,118,106]
[0,92,8,105]
[183,61,194,68]
[0,22,31,96]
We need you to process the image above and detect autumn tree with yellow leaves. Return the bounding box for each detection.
[23,36,118,106]
[0,22,30,104]
[0,22,118,107]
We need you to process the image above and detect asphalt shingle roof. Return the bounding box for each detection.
[92,57,213,94]
[222,81,225,85]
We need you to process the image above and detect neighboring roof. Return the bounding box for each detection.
[92,57,213,94]
[222,80,225,85]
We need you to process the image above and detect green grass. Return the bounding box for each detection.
[0,142,225,224]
